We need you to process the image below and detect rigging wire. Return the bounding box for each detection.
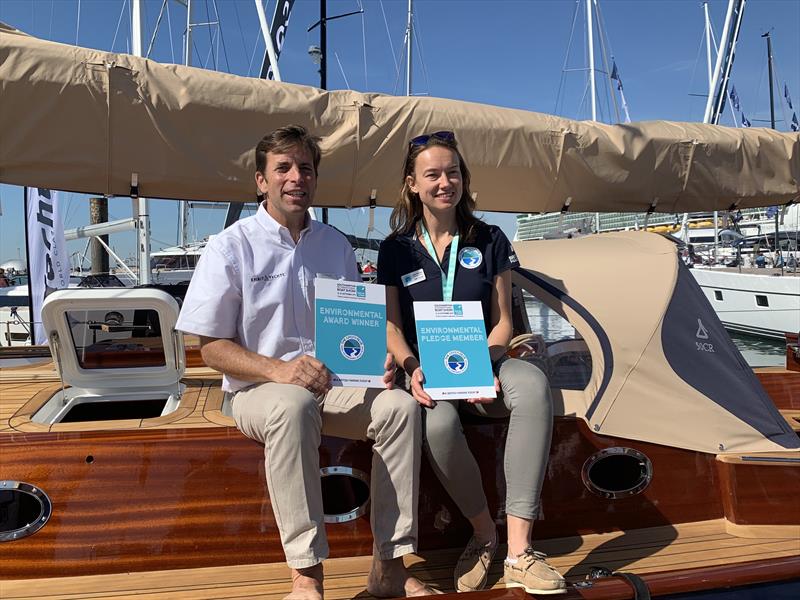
[211,0,231,73]
[110,0,128,54]
[232,0,250,74]
[770,57,791,130]
[334,51,351,89]
[357,0,369,89]
[412,14,430,95]
[203,0,217,71]
[555,0,581,116]
[48,0,54,39]
[686,22,708,120]
[592,0,620,123]
[243,2,263,77]
[378,0,401,84]
[145,0,169,59]
[165,0,176,64]
[75,0,81,45]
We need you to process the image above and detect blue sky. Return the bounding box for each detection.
[1,0,798,266]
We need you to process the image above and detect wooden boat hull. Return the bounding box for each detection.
[2,412,797,580]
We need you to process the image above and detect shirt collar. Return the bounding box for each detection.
[256,202,316,243]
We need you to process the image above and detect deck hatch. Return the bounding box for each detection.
[41,288,185,391]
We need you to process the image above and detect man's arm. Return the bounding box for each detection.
[200,336,331,396]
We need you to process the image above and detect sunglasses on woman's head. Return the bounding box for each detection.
[408,131,456,147]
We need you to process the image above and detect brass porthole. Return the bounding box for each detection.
[320,466,370,524]
[581,447,653,499]
[0,481,52,542]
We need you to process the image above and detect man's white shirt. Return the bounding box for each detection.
[176,204,360,392]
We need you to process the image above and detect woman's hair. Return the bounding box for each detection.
[388,133,481,242]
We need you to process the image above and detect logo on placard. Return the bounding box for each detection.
[356,285,366,298]
[453,304,463,316]
[458,247,483,269]
[340,335,365,360]
[444,350,469,374]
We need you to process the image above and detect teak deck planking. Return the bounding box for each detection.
[2,520,798,600]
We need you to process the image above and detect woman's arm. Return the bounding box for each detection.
[486,270,513,363]
[386,285,434,407]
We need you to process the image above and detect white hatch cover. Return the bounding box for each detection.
[41,288,185,392]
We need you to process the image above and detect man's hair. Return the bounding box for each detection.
[255,125,322,175]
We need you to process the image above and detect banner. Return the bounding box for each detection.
[413,301,495,400]
[314,278,386,387]
[259,0,295,80]
[25,188,70,345]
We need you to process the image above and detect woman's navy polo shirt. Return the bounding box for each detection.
[377,223,518,354]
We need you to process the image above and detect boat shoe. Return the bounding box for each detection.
[503,548,566,595]
[454,534,498,592]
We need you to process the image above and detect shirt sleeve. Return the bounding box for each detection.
[377,239,398,286]
[175,242,242,338]
[343,240,361,281]
[491,226,519,274]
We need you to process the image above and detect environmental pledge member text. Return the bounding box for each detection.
[419,325,484,343]
[319,306,382,328]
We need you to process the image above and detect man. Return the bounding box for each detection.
[176,125,436,599]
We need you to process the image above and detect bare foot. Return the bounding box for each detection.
[284,563,324,600]
[366,557,442,597]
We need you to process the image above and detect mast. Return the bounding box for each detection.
[177,0,195,247]
[405,0,413,96]
[703,3,714,96]
[703,2,718,262]
[704,0,746,125]
[587,0,597,121]
[132,0,151,284]
[763,31,782,269]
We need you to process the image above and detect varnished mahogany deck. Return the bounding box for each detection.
[1,520,798,599]
[2,361,798,432]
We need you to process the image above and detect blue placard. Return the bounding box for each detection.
[414,301,495,400]
[315,279,386,387]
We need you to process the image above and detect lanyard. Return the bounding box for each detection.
[421,226,459,302]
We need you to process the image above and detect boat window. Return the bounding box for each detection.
[65,309,166,369]
[509,286,592,391]
[755,295,769,307]
[714,290,723,301]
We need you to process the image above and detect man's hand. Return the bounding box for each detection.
[270,355,332,396]
[382,353,396,390]
[410,367,435,408]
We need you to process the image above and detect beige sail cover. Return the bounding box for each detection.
[1,23,798,211]
[513,231,797,454]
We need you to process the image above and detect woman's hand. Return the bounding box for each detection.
[382,353,396,390]
[465,376,500,404]
[410,367,436,408]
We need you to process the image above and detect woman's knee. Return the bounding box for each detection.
[499,359,552,411]
[422,401,463,445]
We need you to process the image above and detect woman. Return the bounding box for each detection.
[377,131,565,595]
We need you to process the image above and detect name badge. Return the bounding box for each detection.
[401,268,426,287]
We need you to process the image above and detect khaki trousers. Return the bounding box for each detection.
[233,383,421,568]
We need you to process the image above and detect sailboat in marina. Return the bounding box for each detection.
[515,0,799,342]
[1,4,800,599]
